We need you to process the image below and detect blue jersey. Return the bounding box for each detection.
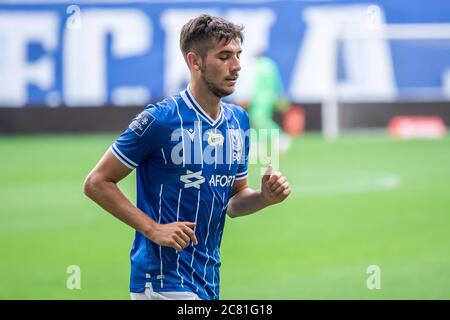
[111,87,250,300]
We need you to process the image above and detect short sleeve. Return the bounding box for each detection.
[235,109,250,180]
[111,104,170,170]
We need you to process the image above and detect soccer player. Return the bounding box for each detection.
[83,14,291,300]
[248,53,292,154]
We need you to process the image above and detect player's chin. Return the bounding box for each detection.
[222,83,236,94]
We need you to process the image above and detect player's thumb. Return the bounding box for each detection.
[262,164,273,183]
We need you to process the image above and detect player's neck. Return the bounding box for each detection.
[188,83,221,121]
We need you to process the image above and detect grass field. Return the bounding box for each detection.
[1,133,450,299]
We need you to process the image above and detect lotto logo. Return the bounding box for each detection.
[180,170,205,189]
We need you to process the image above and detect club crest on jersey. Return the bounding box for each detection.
[207,131,224,146]
[130,110,155,137]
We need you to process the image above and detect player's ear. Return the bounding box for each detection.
[187,52,201,71]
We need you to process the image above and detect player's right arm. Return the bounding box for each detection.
[83,149,198,251]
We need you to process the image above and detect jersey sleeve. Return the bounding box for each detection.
[235,109,250,181]
[111,104,170,170]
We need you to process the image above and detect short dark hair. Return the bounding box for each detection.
[180,14,244,59]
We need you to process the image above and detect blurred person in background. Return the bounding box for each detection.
[248,53,292,155]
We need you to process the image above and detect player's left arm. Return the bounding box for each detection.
[226,165,291,218]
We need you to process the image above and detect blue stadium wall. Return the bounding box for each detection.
[1,0,450,132]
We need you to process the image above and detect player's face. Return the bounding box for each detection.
[199,38,242,98]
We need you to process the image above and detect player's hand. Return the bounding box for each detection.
[147,221,198,251]
[261,164,291,205]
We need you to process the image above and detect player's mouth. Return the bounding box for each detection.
[225,76,238,85]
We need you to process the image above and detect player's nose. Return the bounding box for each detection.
[230,56,241,73]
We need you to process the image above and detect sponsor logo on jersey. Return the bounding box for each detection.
[209,175,235,187]
[229,129,243,152]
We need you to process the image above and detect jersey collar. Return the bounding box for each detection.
[181,86,224,127]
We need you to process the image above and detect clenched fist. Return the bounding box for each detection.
[146,221,198,251]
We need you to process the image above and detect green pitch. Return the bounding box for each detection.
[1,133,450,299]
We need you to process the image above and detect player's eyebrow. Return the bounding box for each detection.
[216,49,242,55]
